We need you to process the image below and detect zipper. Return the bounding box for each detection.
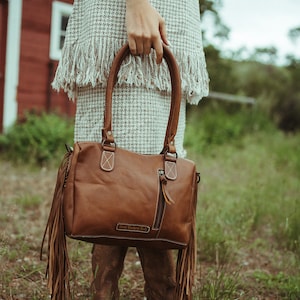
[153,170,167,230]
[153,169,175,230]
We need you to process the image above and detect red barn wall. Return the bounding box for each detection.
[18,0,75,119]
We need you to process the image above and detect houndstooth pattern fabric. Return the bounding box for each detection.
[52,0,209,104]
[75,85,187,157]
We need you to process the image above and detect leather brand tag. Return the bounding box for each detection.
[116,223,150,234]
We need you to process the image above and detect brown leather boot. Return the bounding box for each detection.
[91,244,127,300]
[137,248,176,300]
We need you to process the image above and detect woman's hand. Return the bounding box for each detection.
[125,0,168,64]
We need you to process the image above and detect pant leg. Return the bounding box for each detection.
[91,244,128,300]
[137,248,176,300]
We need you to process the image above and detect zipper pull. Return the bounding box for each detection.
[159,169,175,205]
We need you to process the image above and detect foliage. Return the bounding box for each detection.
[199,0,222,16]
[252,271,300,299]
[199,0,230,42]
[184,101,276,153]
[0,112,74,166]
[250,46,279,65]
[204,43,300,132]
[196,264,241,299]
[203,45,239,94]
[231,60,290,100]
[288,26,300,43]
[199,1,300,131]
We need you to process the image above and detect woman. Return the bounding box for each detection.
[53,0,209,299]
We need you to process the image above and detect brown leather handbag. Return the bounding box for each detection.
[41,44,200,300]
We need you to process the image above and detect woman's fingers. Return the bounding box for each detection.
[128,38,137,56]
[125,0,168,64]
[136,39,144,56]
[152,38,163,64]
[159,18,168,46]
[143,39,152,55]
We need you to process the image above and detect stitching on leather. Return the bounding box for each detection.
[165,161,177,180]
[100,151,114,171]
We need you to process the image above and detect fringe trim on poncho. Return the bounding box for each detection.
[52,38,209,105]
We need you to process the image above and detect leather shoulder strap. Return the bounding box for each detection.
[102,44,182,154]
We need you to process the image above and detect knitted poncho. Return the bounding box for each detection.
[52,0,209,104]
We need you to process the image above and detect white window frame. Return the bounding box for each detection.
[50,1,73,60]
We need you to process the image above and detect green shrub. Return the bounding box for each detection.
[184,101,275,153]
[0,112,74,165]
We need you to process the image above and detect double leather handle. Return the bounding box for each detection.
[102,43,182,154]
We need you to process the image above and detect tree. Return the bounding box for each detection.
[199,0,230,42]
[250,47,278,65]
[288,27,300,44]
[203,45,238,94]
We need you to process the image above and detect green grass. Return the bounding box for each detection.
[0,112,299,299]
[189,129,300,299]
[195,131,300,255]
[14,194,43,209]
[252,271,300,299]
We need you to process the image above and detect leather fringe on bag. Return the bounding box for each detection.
[176,177,198,300]
[40,149,73,300]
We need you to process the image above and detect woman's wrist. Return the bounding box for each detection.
[126,0,149,8]
[126,0,148,3]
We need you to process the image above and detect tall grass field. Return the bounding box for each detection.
[0,107,299,299]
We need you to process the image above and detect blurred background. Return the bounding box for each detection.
[0,0,299,299]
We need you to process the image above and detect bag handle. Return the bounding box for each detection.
[102,43,182,154]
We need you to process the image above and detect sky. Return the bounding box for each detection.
[203,0,300,63]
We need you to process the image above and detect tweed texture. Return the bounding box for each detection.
[52,0,209,104]
[75,85,187,157]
